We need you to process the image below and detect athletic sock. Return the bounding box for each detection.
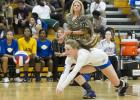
[24,71,28,77]
[35,71,40,77]
[81,82,92,93]
[16,69,20,77]
[4,73,8,77]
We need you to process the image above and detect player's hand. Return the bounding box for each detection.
[56,86,63,95]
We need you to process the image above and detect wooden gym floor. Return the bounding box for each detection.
[0,79,140,100]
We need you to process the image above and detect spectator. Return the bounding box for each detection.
[4,1,13,30]
[48,0,65,27]
[92,10,106,38]
[129,0,140,25]
[90,0,106,17]
[18,27,37,82]
[52,27,66,81]
[0,21,6,40]
[35,29,53,81]
[32,0,59,32]
[13,0,29,34]
[29,16,42,39]
[1,30,22,83]
[64,0,97,46]
[64,0,74,12]
[97,28,120,80]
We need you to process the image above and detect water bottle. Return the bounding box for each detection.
[132,30,136,39]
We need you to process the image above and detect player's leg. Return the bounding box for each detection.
[34,57,42,82]
[100,61,128,96]
[11,58,22,82]
[23,62,30,82]
[1,56,9,82]
[73,66,97,99]
[101,65,128,96]
[46,58,53,78]
[74,74,96,99]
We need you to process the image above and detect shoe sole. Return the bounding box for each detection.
[83,92,96,99]
[83,97,96,99]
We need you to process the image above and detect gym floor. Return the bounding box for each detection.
[0,79,140,100]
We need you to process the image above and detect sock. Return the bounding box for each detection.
[16,69,20,77]
[4,73,8,77]
[115,80,123,88]
[81,82,92,93]
[24,71,28,77]
[35,71,40,77]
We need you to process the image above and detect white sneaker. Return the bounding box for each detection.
[3,77,9,83]
[47,72,53,77]
[14,77,23,83]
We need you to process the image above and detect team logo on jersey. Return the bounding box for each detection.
[41,45,48,50]
[7,48,13,53]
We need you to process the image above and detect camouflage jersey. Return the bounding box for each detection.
[65,13,94,42]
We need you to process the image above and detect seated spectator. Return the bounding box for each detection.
[129,0,140,25]
[24,0,36,11]
[90,0,106,17]
[97,28,119,80]
[64,0,74,13]
[0,32,4,78]
[92,10,106,38]
[49,0,65,27]
[1,30,22,83]
[13,0,29,34]
[18,27,37,82]
[29,16,42,39]
[52,27,66,81]
[32,0,59,32]
[3,1,13,30]
[0,21,6,40]
[35,29,53,81]
[32,12,48,31]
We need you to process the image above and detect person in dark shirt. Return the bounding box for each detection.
[52,27,66,81]
[13,0,29,34]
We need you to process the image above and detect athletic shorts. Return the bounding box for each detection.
[95,59,111,70]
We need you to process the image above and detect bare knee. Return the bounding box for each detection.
[2,56,8,63]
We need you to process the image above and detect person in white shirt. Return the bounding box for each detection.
[97,28,119,80]
[90,0,106,17]
[32,1,51,19]
[56,39,128,99]
[32,0,59,32]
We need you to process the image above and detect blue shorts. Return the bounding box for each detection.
[95,59,111,70]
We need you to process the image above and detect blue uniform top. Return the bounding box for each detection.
[130,0,135,7]
[2,39,18,55]
[37,39,52,57]
[0,40,4,56]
